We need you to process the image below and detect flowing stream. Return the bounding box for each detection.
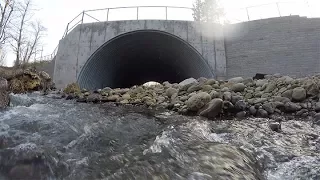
[0,92,319,180]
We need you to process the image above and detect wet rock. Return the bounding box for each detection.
[282,90,293,99]
[242,78,253,85]
[86,93,102,103]
[273,96,291,104]
[249,106,257,115]
[221,87,229,92]
[228,77,244,83]
[66,94,75,100]
[204,79,216,85]
[156,96,166,103]
[296,109,308,116]
[256,79,268,87]
[113,88,130,95]
[313,113,320,125]
[245,93,253,99]
[199,98,223,118]
[315,102,320,112]
[261,93,272,98]
[265,82,277,93]
[197,77,207,83]
[179,78,197,91]
[202,85,213,92]
[254,98,268,104]
[269,122,281,132]
[223,92,232,101]
[305,81,319,96]
[186,92,211,111]
[273,101,285,109]
[236,111,247,119]
[235,100,247,111]
[122,93,131,100]
[292,87,307,102]
[107,95,120,102]
[179,96,189,102]
[257,109,268,118]
[284,102,302,112]
[187,83,202,93]
[120,99,129,104]
[212,84,220,89]
[263,103,274,114]
[163,81,172,88]
[231,95,243,105]
[210,90,220,99]
[231,83,246,92]
[165,88,178,98]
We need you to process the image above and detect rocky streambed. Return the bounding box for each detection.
[63,75,320,124]
[0,92,319,180]
[0,74,320,179]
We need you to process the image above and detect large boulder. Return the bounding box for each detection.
[187,83,203,93]
[199,98,223,118]
[264,82,277,93]
[186,92,211,111]
[228,77,244,83]
[281,90,293,99]
[292,87,307,102]
[231,83,246,92]
[284,102,302,112]
[165,88,178,98]
[179,78,197,91]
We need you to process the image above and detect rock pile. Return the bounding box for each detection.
[62,74,320,120]
[0,68,54,108]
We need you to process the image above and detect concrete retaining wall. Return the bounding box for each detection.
[54,16,320,89]
[224,16,320,78]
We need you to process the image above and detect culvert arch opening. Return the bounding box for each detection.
[78,30,214,89]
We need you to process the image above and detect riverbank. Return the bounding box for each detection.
[0,93,319,179]
[61,74,320,122]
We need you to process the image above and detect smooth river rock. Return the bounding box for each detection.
[199,98,223,118]
[186,92,211,111]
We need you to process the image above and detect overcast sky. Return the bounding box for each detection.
[4,0,320,66]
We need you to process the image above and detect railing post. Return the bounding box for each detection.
[81,11,85,23]
[137,7,139,20]
[276,3,281,17]
[246,8,250,21]
[106,8,109,21]
[165,7,168,20]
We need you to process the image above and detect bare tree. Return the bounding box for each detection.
[11,0,31,66]
[0,48,6,65]
[22,21,46,64]
[192,0,224,23]
[192,0,204,22]
[0,0,15,45]
[8,0,46,67]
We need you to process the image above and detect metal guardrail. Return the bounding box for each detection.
[36,1,309,62]
[34,6,192,62]
[61,6,193,39]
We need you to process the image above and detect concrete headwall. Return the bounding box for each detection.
[54,20,226,89]
[224,16,320,78]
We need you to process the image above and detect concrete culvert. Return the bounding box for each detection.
[78,30,214,90]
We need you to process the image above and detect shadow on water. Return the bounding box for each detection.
[0,93,319,179]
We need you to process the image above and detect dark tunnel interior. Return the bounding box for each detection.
[77,30,214,89]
